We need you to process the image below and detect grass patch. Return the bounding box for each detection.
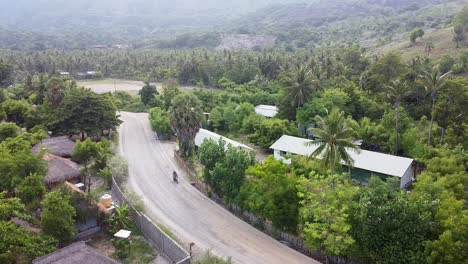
[194,250,232,264]
[156,223,182,244]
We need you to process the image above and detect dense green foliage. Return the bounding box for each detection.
[148,107,172,137]
[239,156,299,232]
[0,193,57,262]
[41,192,77,244]
[49,88,121,139]
[199,139,255,201]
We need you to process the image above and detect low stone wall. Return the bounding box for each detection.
[112,179,191,264]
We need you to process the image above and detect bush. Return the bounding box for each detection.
[148,107,172,138]
[112,236,156,264]
[17,173,46,205]
[41,192,76,244]
[108,155,129,185]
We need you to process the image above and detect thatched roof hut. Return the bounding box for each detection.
[32,241,118,264]
[33,136,75,158]
[43,153,80,185]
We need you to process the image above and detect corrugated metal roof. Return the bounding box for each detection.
[270,135,413,178]
[195,129,254,151]
[255,105,278,118]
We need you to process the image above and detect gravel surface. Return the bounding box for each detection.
[118,112,319,264]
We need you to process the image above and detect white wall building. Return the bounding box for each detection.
[270,135,415,188]
[195,129,254,152]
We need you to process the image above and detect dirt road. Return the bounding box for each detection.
[118,112,319,264]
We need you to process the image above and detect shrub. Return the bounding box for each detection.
[108,155,129,185]
[148,107,172,137]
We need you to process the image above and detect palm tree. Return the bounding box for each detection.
[420,66,451,145]
[283,65,316,109]
[308,108,360,175]
[386,79,412,155]
[169,93,204,158]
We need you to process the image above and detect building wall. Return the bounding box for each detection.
[273,149,291,164]
[400,165,414,189]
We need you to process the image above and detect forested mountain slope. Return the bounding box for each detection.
[232,0,463,50]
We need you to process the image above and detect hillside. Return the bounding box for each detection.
[373,27,465,60]
[231,0,463,51]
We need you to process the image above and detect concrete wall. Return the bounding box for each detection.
[112,179,191,264]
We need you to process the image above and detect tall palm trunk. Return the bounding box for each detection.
[428,91,436,145]
[395,103,400,155]
[439,97,451,145]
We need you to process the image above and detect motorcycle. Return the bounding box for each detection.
[173,171,178,183]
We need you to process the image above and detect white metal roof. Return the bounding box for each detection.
[255,105,278,118]
[270,135,414,178]
[195,129,254,151]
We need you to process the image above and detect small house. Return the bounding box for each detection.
[32,136,76,158]
[195,129,254,152]
[43,153,81,187]
[255,105,278,118]
[33,241,118,264]
[270,135,415,188]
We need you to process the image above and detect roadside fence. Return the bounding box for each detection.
[111,179,191,264]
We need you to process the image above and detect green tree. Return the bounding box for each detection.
[420,66,451,145]
[308,108,359,175]
[439,55,455,74]
[72,138,111,191]
[410,28,425,43]
[161,80,180,110]
[208,107,223,132]
[50,88,121,140]
[281,65,316,111]
[138,81,159,106]
[351,177,437,264]
[296,89,350,127]
[239,156,299,232]
[249,118,295,148]
[169,93,204,158]
[17,173,46,205]
[434,77,468,146]
[41,191,76,244]
[2,99,32,126]
[0,123,20,142]
[199,139,225,186]
[0,137,46,192]
[148,107,172,137]
[298,174,358,259]
[453,7,468,48]
[0,221,57,262]
[209,146,255,201]
[386,79,412,154]
[45,77,66,108]
[0,61,12,87]
[368,52,406,93]
[0,192,25,220]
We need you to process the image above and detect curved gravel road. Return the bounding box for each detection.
[118,112,319,264]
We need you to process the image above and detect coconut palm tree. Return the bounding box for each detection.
[283,65,316,109]
[169,93,204,158]
[386,79,412,155]
[420,66,451,145]
[308,108,360,175]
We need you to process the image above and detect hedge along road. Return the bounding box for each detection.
[118,112,319,264]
